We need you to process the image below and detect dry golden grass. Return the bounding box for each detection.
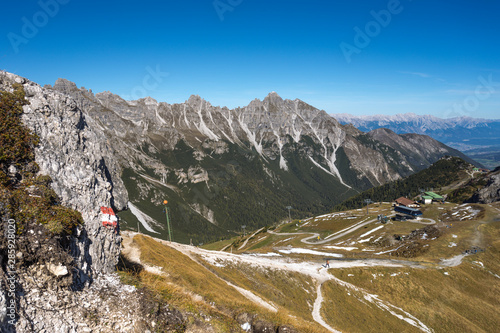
[321,281,422,333]
[329,218,500,332]
[133,235,258,310]
[204,259,316,319]
[123,234,326,332]
[126,203,499,332]
[201,237,236,251]
[188,252,328,332]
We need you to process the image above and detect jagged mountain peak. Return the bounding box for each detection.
[187,94,211,108]
[263,91,286,106]
[95,90,129,105]
[51,77,95,96]
[264,91,282,100]
[96,90,117,98]
[244,92,286,109]
[187,94,203,103]
[53,77,78,90]
[139,96,159,106]
[246,97,263,108]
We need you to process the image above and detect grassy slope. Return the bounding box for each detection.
[120,234,326,332]
[120,200,500,332]
[119,235,254,332]
[321,281,422,333]
[330,232,500,332]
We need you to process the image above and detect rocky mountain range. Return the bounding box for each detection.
[333,113,500,169]
[40,76,476,244]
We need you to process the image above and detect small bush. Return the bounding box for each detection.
[0,83,39,166]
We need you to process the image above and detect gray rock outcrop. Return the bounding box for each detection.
[470,169,500,203]
[0,71,133,332]
[0,71,128,278]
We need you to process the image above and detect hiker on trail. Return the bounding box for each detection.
[326,260,330,268]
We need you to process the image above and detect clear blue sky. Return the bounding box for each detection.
[1,0,500,118]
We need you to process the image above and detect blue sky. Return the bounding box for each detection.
[1,0,500,118]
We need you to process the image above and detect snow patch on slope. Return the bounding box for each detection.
[238,114,263,155]
[360,225,384,238]
[306,120,350,188]
[127,202,160,234]
[278,248,343,258]
[195,101,220,141]
[308,156,335,176]
[274,130,288,170]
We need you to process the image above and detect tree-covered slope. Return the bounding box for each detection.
[333,156,473,211]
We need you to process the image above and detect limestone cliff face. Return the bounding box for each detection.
[0,71,128,277]
[470,169,500,204]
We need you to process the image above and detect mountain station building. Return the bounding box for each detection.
[423,191,444,203]
[395,196,420,208]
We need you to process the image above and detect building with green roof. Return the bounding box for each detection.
[424,192,444,201]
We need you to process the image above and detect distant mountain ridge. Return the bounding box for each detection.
[334,112,497,128]
[333,113,500,168]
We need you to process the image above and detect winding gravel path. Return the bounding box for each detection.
[312,282,340,332]
[269,215,436,245]
[238,227,265,250]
